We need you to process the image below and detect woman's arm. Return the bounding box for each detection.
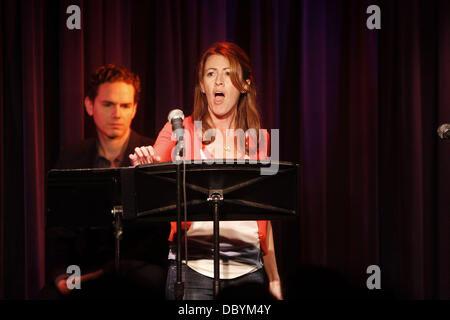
[263,221,283,300]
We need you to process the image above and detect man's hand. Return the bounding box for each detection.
[55,274,72,296]
[55,269,105,296]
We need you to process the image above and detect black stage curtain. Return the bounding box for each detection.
[0,0,448,299]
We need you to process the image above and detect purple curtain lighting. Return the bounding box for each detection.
[0,0,449,299]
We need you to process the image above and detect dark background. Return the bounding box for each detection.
[1,0,449,299]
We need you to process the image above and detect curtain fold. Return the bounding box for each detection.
[437,0,450,300]
[0,0,4,300]
[21,0,46,299]
[2,0,26,299]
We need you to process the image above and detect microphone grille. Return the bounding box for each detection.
[168,108,184,122]
[437,123,450,139]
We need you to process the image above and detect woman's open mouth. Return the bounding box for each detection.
[214,91,225,104]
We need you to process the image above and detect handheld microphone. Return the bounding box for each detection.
[168,109,185,141]
[437,123,450,140]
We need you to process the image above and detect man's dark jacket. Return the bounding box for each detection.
[54,130,154,169]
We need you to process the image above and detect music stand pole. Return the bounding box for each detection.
[208,190,223,299]
[174,144,184,300]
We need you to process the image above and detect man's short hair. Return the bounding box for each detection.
[87,64,141,103]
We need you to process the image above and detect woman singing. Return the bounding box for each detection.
[130,42,282,300]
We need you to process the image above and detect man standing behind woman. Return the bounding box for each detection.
[130,42,282,300]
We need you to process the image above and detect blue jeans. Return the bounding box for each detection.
[165,260,265,300]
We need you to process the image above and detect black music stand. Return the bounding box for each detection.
[128,160,300,299]
[46,167,135,274]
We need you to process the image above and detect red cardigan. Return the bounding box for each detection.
[153,116,269,255]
